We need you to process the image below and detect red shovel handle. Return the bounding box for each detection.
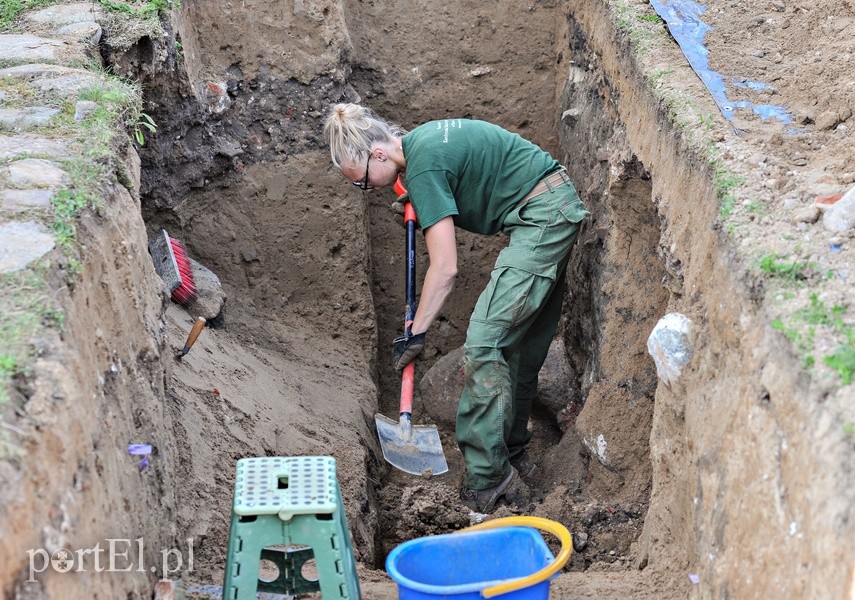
[400,362,414,415]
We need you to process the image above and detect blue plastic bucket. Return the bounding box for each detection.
[386,526,555,600]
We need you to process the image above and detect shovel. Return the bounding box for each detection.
[375,200,448,476]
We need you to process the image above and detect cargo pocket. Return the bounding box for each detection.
[557,192,590,224]
[476,247,557,330]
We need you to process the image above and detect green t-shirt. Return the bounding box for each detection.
[401,119,560,234]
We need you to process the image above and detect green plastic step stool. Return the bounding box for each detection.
[222,456,361,599]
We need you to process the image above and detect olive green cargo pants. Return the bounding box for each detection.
[456,182,588,490]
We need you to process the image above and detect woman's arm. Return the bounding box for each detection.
[412,216,457,335]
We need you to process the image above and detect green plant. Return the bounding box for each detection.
[51,189,92,247]
[613,0,669,55]
[96,0,179,18]
[774,294,854,386]
[647,67,673,87]
[133,112,157,145]
[0,269,49,408]
[796,294,843,328]
[759,253,810,281]
[714,164,745,220]
[699,112,716,130]
[824,333,855,385]
[745,201,766,214]
[0,0,54,30]
[772,319,802,346]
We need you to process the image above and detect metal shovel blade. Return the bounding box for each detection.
[375,413,448,476]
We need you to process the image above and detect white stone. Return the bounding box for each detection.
[647,313,694,387]
[822,186,855,232]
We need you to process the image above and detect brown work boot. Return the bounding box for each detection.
[460,468,518,513]
[509,451,538,480]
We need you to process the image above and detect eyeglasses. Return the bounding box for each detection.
[352,153,374,191]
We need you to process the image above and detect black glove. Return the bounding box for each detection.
[390,193,407,228]
[392,332,426,372]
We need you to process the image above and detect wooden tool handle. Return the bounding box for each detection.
[179,317,206,357]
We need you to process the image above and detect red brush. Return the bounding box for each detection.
[169,236,197,305]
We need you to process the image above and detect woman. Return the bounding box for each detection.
[324,103,589,513]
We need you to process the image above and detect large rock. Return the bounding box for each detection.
[418,346,465,430]
[418,338,577,429]
[183,258,226,323]
[646,312,694,387]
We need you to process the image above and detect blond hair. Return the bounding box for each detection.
[324,103,406,168]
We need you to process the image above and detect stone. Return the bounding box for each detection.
[813,192,844,211]
[9,158,70,187]
[0,106,59,130]
[0,135,70,160]
[56,22,102,46]
[30,73,103,98]
[815,110,840,131]
[182,258,227,322]
[791,205,820,224]
[154,579,177,600]
[418,346,465,430]
[1,189,54,211]
[74,100,98,121]
[646,313,694,387]
[200,81,231,114]
[23,3,102,27]
[0,34,61,62]
[0,221,55,273]
[562,108,582,124]
[0,64,102,100]
[822,185,855,232]
[0,63,87,80]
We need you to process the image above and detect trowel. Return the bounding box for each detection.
[375,200,448,476]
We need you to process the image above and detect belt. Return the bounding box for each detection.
[520,168,572,203]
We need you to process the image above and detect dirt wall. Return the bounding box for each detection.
[2,149,178,597]
[561,0,855,597]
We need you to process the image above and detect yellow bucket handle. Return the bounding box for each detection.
[459,516,573,598]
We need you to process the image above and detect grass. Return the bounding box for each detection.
[759,253,814,282]
[613,0,668,55]
[0,267,52,409]
[0,0,53,30]
[715,165,745,220]
[96,0,179,18]
[772,294,854,385]
[31,74,146,249]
